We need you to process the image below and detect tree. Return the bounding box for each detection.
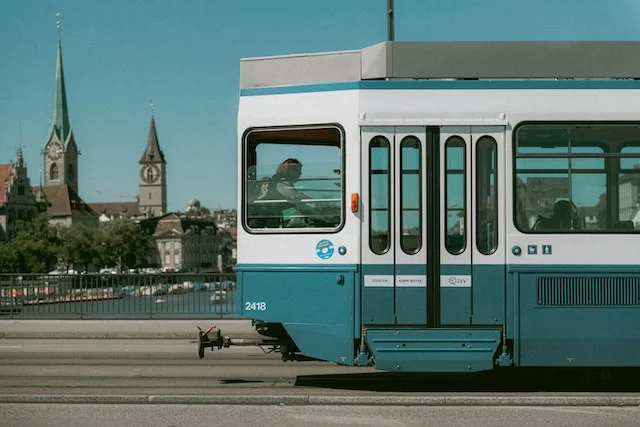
[10,214,60,273]
[101,219,153,271]
[57,224,102,272]
[0,241,18,273]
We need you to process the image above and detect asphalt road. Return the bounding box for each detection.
[2,337,640,402]
[3,404,640,427]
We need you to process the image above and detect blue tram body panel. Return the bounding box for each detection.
[237,264,357,365]
[509,265,640,367]
[472,265,506,326]
[365,329,502,372]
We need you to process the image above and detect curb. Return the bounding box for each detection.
[0,394,639,406]
[0,332,260,340]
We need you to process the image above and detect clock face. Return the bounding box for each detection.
[46,143,62,161]
[141,164,160,184]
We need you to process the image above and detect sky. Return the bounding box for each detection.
[2,0,640,212]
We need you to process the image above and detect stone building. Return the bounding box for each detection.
[139,212,232,272]
[0,149,43,240]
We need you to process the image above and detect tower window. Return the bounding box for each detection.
[68,165,75,182]
[50,163,59,180]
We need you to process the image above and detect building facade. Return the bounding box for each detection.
[0,149,42,240]
[139,213,231,272]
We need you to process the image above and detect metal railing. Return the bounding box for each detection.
[0,273,239,319]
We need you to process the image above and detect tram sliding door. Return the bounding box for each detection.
[440,126,506,326]
[361,125,506,328]
[361,127,428,326]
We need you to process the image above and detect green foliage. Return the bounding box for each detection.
[101,219,153,270]
[11,214,60,273]
[0,241,18,273]
[57,224,102,272]
[3,215,154,274]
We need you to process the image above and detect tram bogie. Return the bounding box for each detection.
[222,41,640,372]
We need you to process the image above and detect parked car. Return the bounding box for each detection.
[168,284,185,294]
[210,290,227,304]
[152,284,169,296]
[193,281,206,292]
[0,296,22,313]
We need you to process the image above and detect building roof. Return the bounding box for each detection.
[139,212,217,237]
[0,164,14,206]
[139,116,166,164]
[88,201,140,218]
[40,185,96,217]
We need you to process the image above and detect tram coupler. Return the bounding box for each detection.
[197,326,228,358]
[197,325,282,359]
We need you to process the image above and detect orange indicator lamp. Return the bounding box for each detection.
[351,193,359,213]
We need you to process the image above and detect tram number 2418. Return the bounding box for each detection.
[245,301,267,311]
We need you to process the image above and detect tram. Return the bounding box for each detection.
[201,41,640,372]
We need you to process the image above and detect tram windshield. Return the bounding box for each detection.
[243,126,343,232]
[515,123,640,233]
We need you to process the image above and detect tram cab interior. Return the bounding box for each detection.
[232,41,640,373]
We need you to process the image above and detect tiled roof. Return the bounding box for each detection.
[0,164,14,206]
[89,201,140,217]
[41,185,97,217]
[139,213,219,237]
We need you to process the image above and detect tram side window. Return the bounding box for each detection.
[244,126,343,232]
[514,124,640,233]
[400,137,422,254]
[445,137,466,254]
[476,136,498,254]
[369,136,391,254]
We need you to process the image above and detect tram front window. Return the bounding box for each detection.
[244,126,343,232]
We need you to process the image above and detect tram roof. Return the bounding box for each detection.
[240,41,640,89]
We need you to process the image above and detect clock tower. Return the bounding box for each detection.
[138,116,167,217]
[44,18,79,194]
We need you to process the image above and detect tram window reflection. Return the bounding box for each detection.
[244,126,343,232]
[514,123,640,233]
[445,137,466,254]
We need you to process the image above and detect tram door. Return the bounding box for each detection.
[361,126,506,327]
[361,127,428,325]
[439,126,505,326]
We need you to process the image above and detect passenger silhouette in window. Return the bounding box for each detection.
[537,200,576,231]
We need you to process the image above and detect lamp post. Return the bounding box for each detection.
[387,0,394,42]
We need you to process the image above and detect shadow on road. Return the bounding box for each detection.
[295,368,640,392]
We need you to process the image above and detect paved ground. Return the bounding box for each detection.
[2,320,640,408]
[0,319,258,339]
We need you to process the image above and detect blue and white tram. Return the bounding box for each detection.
[230,41,640,372]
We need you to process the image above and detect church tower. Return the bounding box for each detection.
[43,16,79,194]
[138,116,167,217]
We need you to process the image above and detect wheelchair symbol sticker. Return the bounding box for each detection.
[316,239,334,260]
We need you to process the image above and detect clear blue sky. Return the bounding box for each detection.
[2,0,640,212]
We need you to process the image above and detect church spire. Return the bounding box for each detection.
[139,114,166,164]
[50,13,72,145]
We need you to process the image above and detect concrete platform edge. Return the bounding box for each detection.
[0,394,639,406]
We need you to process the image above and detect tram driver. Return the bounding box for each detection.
[255,158,315,228]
